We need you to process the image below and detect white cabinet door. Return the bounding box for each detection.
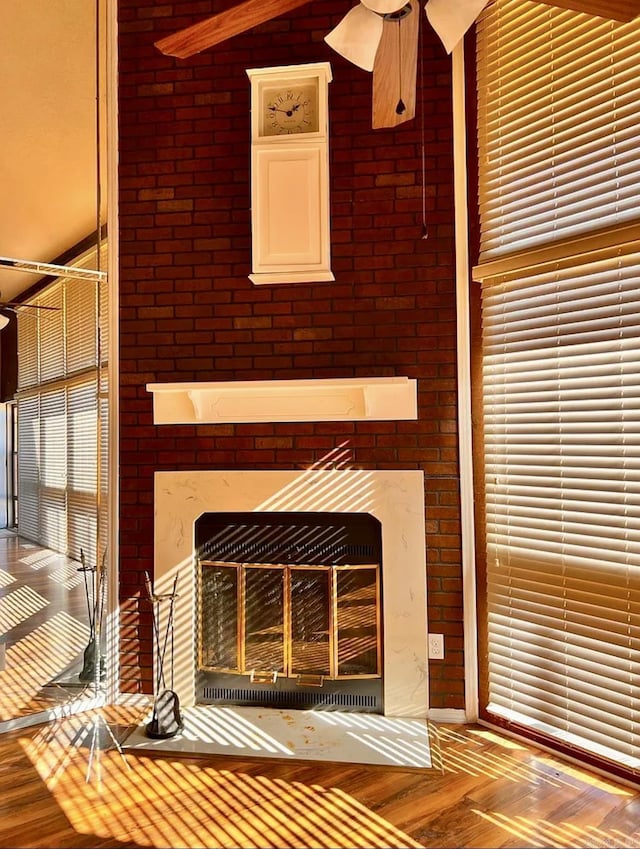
[250,144,333,285]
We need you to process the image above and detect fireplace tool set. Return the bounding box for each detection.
[74,547,131,782]
[144,571,184,739]
[77,548,107,684]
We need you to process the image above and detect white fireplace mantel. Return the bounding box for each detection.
[154,469,429,718]
[146,377,417,424]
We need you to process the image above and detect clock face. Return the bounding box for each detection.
[261,82,319,137]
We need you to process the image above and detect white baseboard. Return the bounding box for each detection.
[428,708,467,724]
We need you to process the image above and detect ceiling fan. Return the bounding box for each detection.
[0,297,60,331]
[0,254,71,331]
[325,0,421,128]
[154,0,639,128]
[154,0,491,129]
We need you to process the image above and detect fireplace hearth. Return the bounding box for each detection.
[195,512,383,712]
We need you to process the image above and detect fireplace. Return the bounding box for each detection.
[153,469,429,718]
[195,512,383,712]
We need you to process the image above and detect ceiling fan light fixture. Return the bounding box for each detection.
[324,5,384,72]
[0,314,10,331]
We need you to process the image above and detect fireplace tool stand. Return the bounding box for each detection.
[73,548,130,782]
[78,548,107,684]
[144,571,183,739]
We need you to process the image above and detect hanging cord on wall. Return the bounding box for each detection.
[419,9,428,239]
[94,0,103,413]
[95,0,102,279]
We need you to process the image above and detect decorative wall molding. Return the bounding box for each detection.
[147,377,418,424]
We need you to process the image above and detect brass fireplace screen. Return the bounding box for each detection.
[198,560,381,683]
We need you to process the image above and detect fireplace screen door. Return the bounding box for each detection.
[198,561,381,682]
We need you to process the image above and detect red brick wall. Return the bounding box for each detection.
[118,0,464,709]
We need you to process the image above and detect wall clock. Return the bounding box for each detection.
[246,63,334,285]
[261,82,320,136]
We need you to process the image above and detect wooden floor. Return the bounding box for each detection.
[2,533,640,847]
[0,704,638,848]
[0,530,94,721]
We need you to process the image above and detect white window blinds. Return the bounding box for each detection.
[481,255,640,768]
[17,396,39,544]
[16,244,107,566]
[476,0,640,774]
[39,387,67,553]
[477,0,640,260]
[67,379,98,562]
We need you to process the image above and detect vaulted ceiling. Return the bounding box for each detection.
[0,0,104,303]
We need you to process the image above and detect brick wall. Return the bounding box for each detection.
[118,0,464,709]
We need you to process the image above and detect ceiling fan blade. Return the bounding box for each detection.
[155,0,311,58]
[324,5,384,73]
[372,1,419,129]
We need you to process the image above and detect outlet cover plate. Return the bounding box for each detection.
[428,633,444,659]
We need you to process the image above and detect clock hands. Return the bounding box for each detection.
[268,103,302,117]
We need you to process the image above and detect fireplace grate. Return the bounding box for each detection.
[202,686,379,711]
[195,512,384,714]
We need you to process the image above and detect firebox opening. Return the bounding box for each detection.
[195,512,384,713]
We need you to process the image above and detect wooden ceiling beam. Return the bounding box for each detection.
[535,0,640,21]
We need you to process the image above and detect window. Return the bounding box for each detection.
[16,244,108,566]
[6,402,17,528]
[474,0,640,777]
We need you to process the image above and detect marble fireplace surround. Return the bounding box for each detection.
[154,469,429,717]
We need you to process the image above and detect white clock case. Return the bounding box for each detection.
[247,63,334,285]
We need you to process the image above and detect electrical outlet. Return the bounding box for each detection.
[428,633,444,660]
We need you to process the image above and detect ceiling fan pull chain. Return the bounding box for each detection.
[395,16,406,115]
